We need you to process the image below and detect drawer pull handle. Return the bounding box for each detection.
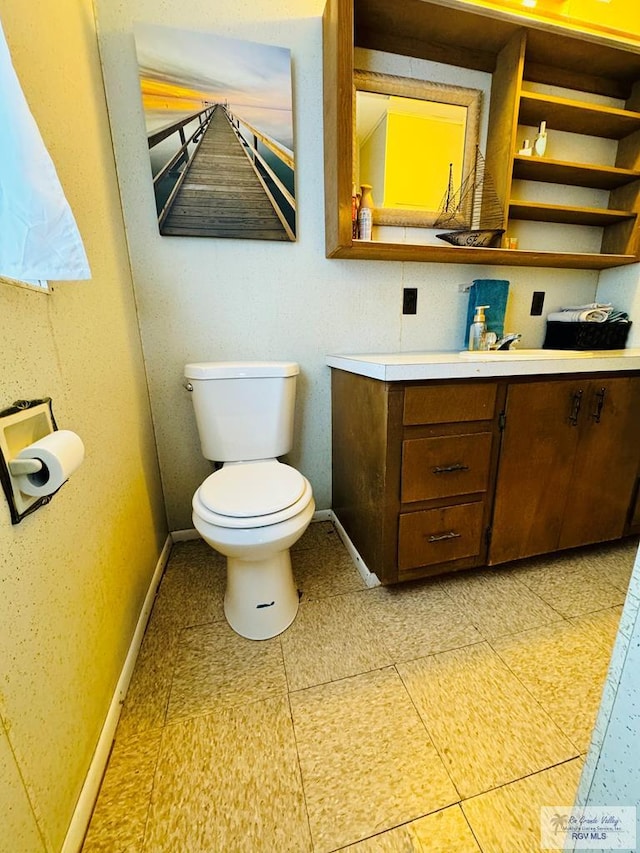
[432,463,469,474]
[427,531,462,542]
[592,387,606,423]
[568,389,583,426]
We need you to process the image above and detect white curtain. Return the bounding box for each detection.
[0,17,90,281]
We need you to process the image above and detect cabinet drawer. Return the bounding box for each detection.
[402,432,492,502]
[404,383,497,425]
[398,502,485,570]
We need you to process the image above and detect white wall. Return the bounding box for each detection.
[0,1,167,848]
[597,265,640,347]
[94,0,609,532]
[570,544,640,850]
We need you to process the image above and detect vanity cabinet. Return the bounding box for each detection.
[323,0,640,269]
[331,367,640,584]
[489,375,640,564]
[331,370,501,584]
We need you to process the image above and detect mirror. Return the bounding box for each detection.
[354,71,482,228]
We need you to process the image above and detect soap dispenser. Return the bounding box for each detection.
[469,304,489,351]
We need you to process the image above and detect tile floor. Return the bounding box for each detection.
[82,523,637,853]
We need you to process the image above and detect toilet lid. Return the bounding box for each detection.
[198,460,306,518]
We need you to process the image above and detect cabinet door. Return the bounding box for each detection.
[489,379,583,564]
[559,376,640,549]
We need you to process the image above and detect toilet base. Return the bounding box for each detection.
[224,550,299,640]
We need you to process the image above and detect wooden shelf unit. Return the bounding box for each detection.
[323,0,640,269]
[518,92,640,139]
[512,155,640,190]
[508,201,636,227]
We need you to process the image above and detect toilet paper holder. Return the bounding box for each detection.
[0,398,61,524]
[8,457,44,476]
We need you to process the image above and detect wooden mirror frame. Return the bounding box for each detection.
[354,70,482,228]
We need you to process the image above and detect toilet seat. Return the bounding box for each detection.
[193,460,312,529]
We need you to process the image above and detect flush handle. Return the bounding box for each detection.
[183,382,193,392]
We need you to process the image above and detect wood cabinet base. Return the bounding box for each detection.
[331,368,640,585]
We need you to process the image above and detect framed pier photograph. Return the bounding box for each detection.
[133,23,296,241]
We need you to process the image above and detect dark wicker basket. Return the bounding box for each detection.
[543,321,631,351]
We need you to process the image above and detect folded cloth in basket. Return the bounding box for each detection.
[547,303,629,323]
[547,308,610,322]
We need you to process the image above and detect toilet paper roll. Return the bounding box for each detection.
[15,430,85,497]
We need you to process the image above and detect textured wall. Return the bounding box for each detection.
[0,0,167,849]
[93,0,604,531]
[571,545,640,850]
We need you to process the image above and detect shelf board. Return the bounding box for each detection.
[519,92,640,139]
[512,156,640,190]
[329,239,637,270]
[355,0,640,98]
[509,201,637,226]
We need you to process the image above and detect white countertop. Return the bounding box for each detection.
[326,349,640,381]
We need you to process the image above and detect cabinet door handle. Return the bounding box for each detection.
[591,387,606,423]
[568,389,583,426]
[427,531,462,542]
[432,463,469,474]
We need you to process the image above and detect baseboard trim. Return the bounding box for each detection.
[61,534,173,853]
[312,508,332,522]
[330,511,380,588]
[171,528,200,542]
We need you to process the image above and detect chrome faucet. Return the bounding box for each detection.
[493,333,522,351]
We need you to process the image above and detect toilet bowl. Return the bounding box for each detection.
[185,360,314,640]
[192,459,315,640]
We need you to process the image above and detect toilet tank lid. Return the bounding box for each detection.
[185,361,299,380]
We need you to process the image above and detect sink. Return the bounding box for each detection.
[458,349,591,360]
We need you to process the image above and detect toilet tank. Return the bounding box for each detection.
[184,361,299,461]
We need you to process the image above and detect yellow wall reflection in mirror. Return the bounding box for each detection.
[358,94,467,213]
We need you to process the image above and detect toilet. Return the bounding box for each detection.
[185,361,315,640]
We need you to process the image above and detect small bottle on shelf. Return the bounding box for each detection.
[351,183,359,239]
[357,183,374,241]
[518,138,533,156]
[533,121,547,157]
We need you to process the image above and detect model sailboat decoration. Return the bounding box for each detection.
[434,146,505,248]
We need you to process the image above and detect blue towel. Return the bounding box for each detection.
[464,279,510,346]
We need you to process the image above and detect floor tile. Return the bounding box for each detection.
[505,540,634,587]
[143,696,312,852]
[153,540,226,628]
[398,643,577,798]
[281,592,391,692]
[116,617,179,738]
[167,621,287,722]
[82,729,162,852]
[292,520,343,552]
[292,545,367,600]
[438,569,562,640]
[290,667,459,853]
[570,605,623,652]
[462,758,583,853]
[492,620,614,752]
[513,561,626,618]
[342,804,481,852]
[576,538,638,593]
[118,541,227,735]
[365,581,482,661]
